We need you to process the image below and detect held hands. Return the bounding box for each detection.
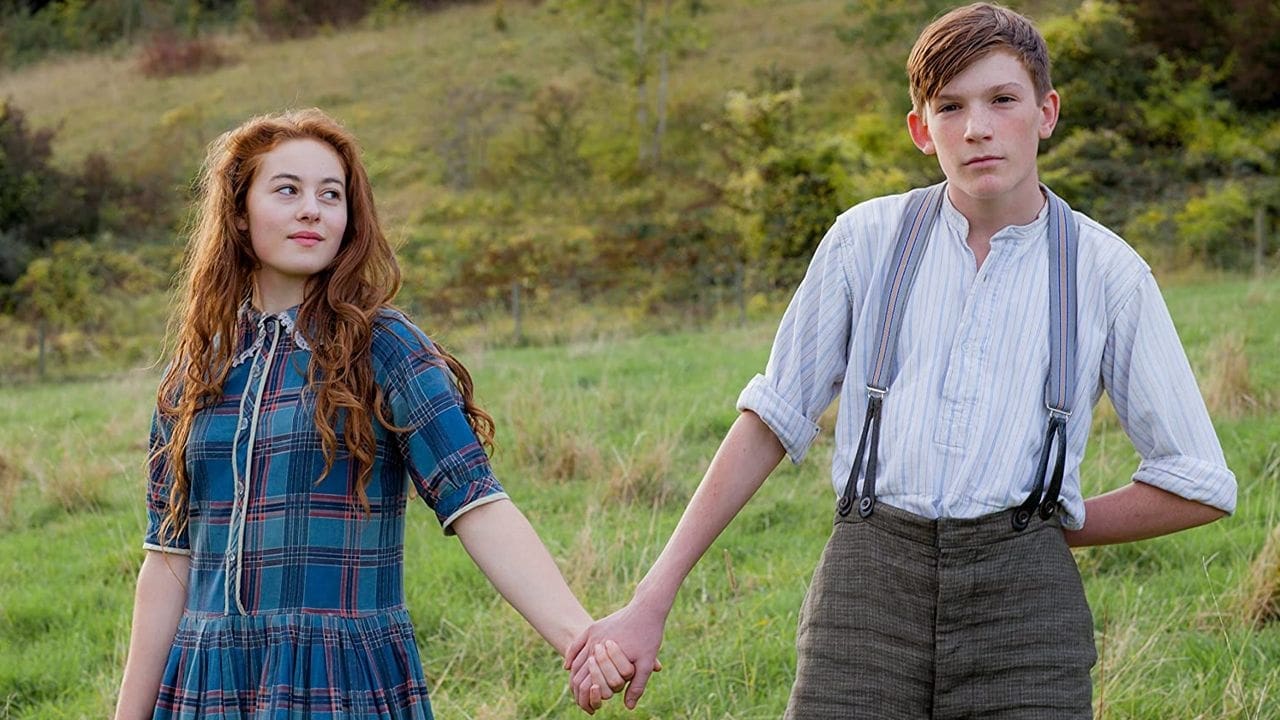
[565,601,669,713]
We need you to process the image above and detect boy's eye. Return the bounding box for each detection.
[994,95,1015,104]
[938,103,959,113]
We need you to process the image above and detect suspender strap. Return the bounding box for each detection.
[838,183,946,518]
[834,184,1080,528]
[1012,190,1079,530]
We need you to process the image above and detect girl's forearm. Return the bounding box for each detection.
[114,551,189,720]
[452,499,592,657]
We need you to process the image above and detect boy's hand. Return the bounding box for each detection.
[571,639,635,713]
[567,602,667,710]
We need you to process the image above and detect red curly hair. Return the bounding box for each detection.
[156,108,494,545]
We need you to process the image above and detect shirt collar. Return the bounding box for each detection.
[231,300,311,367]
[939,183,1051,244]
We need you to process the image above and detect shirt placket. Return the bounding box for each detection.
[935,248,1001,451]
[224,316,281,615]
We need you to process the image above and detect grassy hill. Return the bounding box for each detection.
[1,1,1278,717]
[1,277,1278,718]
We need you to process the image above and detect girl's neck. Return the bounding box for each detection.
[252,271,306,315]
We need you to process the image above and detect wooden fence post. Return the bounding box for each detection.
[511,281,523,345]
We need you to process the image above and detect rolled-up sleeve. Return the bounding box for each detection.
[386,342,507,535]
[1103,273,1237,513]
[738,218,857,464]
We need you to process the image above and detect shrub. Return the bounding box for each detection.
[136,32,233,78]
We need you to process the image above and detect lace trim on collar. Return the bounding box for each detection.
[230,303,312,368]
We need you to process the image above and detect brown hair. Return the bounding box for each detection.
[155,108,494,545]
[907,2,1052,113]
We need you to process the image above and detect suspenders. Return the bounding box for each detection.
[835,183,1080,531]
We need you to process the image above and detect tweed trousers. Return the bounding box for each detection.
[784,503,1096,720]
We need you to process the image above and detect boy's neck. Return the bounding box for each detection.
[946,178,1046,243]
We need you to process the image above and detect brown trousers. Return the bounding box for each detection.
[785,503,1096,720]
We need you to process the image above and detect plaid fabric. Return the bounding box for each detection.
[144,304,506,719]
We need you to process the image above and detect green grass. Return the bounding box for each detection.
[1,275,1278,719]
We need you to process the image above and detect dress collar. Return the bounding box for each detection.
[231,300,311,367]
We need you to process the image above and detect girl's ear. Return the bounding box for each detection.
[234,215,248,232]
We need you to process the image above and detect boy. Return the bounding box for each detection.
[568,3,1236,717]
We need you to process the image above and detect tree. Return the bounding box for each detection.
[0,100,116,287]
[12,239,156,378]
[554,0,706,169]
[835,0,954,111]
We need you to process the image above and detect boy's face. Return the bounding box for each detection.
[907,50,1059,207]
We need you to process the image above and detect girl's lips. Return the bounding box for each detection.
[289,233,322,247]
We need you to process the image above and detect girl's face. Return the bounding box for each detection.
[240,138,348,307]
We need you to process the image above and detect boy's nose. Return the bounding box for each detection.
[964,109,993,141]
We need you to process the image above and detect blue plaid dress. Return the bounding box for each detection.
[143,304,507,719]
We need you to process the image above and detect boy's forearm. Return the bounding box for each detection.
[633,411,785,611]
[452,499,592,657]
[114,551,189,720]
[1064,481,1227,547]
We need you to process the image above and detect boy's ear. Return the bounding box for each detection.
[1038,89,1061,140]
[907,109,935,155]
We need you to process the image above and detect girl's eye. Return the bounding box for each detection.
[321,189,342,201]
[275,185,297,196]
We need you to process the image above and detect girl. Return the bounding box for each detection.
[113,109,627,719]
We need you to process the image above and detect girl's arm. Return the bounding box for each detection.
[450,498,619,712]
[113,551,189,720]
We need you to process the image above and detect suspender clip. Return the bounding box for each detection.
[866,385,887,400]
[1046,406,1071,421]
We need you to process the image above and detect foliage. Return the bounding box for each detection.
[0,0,239,67]
[0,100,122,288]
[2,277,1280,716]
[12,238,160,330]
[551,0,708,168]
[135,29,232,77]
[834,0,954,111]
[1040,0,1154,141]
[1118,0,1280,111]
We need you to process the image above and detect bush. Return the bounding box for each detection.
[136,31,233,78]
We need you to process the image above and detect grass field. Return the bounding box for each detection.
[1,275,1277,719]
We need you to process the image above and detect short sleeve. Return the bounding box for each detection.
[737,216,857,463]
[384,337,507,534]
[143,409,191,555]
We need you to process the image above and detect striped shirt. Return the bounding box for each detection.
[738,187,1236,529]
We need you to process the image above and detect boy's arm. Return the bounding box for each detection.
[451,498,619,712]
[113,551,189,720]
[1064,482,1226,547]
[1086,272,1236,543]
[566,410,786,709]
